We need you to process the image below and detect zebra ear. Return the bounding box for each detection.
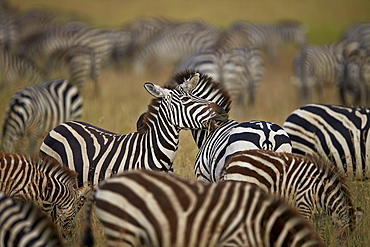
[181,72,200,92]
[144,83,169,98]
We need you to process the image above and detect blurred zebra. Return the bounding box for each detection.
[0,2,18,50]
[40,73,228,187]
[1,79,83,153]
[46,45,100,91]
[194,119,292,183]
[83,169,324,247]
[219,19,306,61]
[340,48,370,106]
[341,22,370,51]
[221,149,363,245]
[132,20,222,73]
[174,46,265,116]
[0,152,91,237]
[283,103,370,180]
[0,191,63,247]
[292,43,349,104]
[0,48,44,86]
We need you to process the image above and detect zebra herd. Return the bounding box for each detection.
[0,2,369,246]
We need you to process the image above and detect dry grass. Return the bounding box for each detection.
[3,0,370,246]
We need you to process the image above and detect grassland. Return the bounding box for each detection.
[4,0,370,246]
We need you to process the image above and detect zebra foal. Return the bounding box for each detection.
[221,149,363,245]
[83,170,324,247]
[0,152,90,237]
[1,79,83,153]
[283,103,370,180]
[0,191,63,247]
[40,72,228,187]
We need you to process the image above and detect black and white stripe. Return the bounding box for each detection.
[283,103,370,180]
[83,169,324,247]
[195,119,292,183]
[341,22,370,51]
[1,79,83,153]
[40,73,228,187]
[0,191,63,247]
[174,46,265,115]
[221,149,363,244]
[0,152,90,237]
[219,20,306,61]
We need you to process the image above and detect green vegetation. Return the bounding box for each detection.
[3,0,370,246]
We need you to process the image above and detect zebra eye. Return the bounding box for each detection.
[181,96,191,102]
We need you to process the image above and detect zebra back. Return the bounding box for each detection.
[283,103,370,180]
[83,169,324,247]
[220,149,362,244]
[0,191,63,247]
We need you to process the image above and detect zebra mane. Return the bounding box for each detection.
[32,154,79,189]
[167,69,232,113]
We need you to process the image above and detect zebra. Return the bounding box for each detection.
[0,191,63,247]
[283,103,370,180]
[1,79,83,153]
[220,149,363,245]
[218,19,306,61]
[82,169,324,247]
[40,72,228,187]
[131,20,222,73]
[174,46,265,117]
[168,70,291,183]
[340,47,370,106]
[341,22,370,51]
[194,119,292,183]
[0,152,91,237]
[0,48,44,87]
[291,41,361,104]
[46,45,100,91]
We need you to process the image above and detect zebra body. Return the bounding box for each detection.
[341,22,370,51]
[1,79,83,153]
[174,46,265,115]
[83,169,324,247]
[0,191,63,247]
[0,152,90,236]
[195,119,292,183]
[40,73,228,187]
[221,149,362,244]
[283,103,370,179]
[219,20,306,61]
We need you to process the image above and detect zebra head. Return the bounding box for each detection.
[140,73,228,133]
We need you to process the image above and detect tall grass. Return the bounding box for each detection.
[3,0,370,246]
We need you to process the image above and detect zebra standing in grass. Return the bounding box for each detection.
[132,20,222,73]
[283,103,370,180]
[1,79,83,153]
[168,71,291,183]
[219,20,306,61]
[174,46,265,116]
[0,191,63,247]
[0,48,44,86]
[0,152,91,237]
[83,170,324,247]
[220,149,363,245]
[40,73,228,187]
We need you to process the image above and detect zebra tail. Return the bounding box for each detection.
[81,192,95,247]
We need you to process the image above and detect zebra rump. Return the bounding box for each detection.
[83,169,324,247]
[283,103,370,180]
[220,149,363,244]
[1,78,83,153]
[0,191,63,247]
